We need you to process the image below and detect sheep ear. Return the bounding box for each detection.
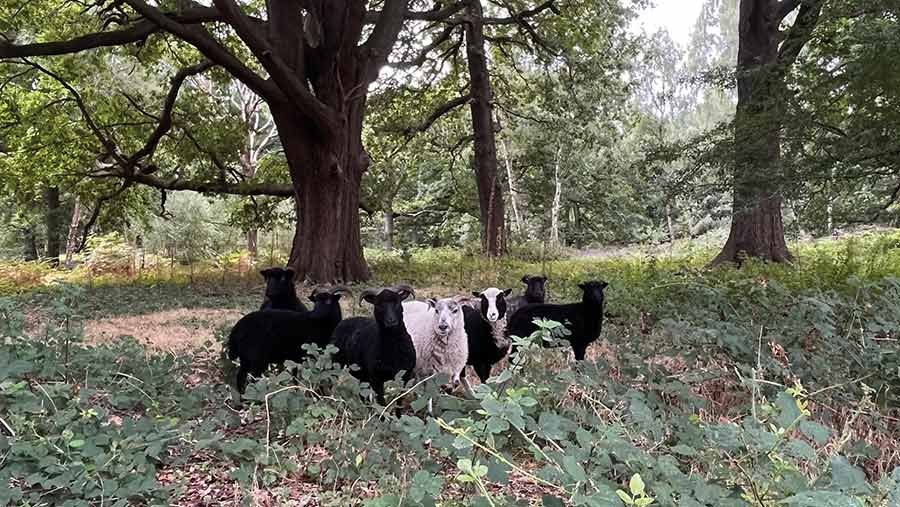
[284,268,296,280]
[600,281,609,290]
[308,295,317,303]
[362,294,377,305]
[260,268,273,279]
[427,298,437,309]
[502,288,512,297]
[471,291,481,297]
[521,275,530,283]
[578,283,586,290]
[397,290,412,301]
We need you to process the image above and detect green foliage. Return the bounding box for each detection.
[1,235,899,505]
[83,233,134,275]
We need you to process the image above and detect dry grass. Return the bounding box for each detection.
[84,308,244,351]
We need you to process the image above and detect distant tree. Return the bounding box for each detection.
[711,0,824,265]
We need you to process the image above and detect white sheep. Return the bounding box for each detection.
[403,297,468,412]
[402,300,432,314]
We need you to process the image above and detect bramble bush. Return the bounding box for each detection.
[1,231,899,505]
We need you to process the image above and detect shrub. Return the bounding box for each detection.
[84,232,135,276]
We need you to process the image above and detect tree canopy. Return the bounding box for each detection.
[0,0,897,272]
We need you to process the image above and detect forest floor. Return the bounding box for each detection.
[4,229,900,506]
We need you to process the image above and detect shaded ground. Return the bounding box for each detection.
[85,308,244,350]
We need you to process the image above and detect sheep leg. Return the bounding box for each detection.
[459,372,476,398]
[473,363,492,383]
[236,366,249,395]
[373,382,387,406]
[572,343,588,361]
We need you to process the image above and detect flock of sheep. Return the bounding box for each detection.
[227,268,608,405]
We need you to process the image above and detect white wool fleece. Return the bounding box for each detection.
[403,298,468,383]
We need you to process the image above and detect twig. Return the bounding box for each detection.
[114,373,154,405]
[752,325,764,422]
[435,417,569,495]
[34,381,59,414]
[264,385,308,461]
[0,415,15,437]
[725,450,767,506]
[807,373,875,397]
[372,374,436,423]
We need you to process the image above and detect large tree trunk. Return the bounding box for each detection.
[712,0,791,266]
[43,186,62,267]
[64,197,82,269]
[275,103,370,283]
[464,0,505,257]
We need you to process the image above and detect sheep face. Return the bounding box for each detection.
[472,287,512,323]
[308,291,342,311]
[578,280,609,306]
[427,298,462,337]
[361,288,412,329]
[261,267,296,300]
[521,275,547,303]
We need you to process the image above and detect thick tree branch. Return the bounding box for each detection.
[122,0,278,102]
[393,24,459,68]
[0,22,156,58]
[483,0,557,25]
[17,59,291,200]
[776,0,802,21]
[367,2,467,23]
[211,0,339,136]
[0,8,222,59]
[365,0,410,67]
[776,1,824,70]
[405,93,471,135]
[486,0,558,54]
[111,172,295,196]
[128,60,214,168]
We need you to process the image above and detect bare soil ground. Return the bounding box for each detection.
[84,308,244,350]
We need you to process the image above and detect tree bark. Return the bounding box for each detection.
[247,229,258,261]
[500,137,523,236]
[43,186,62,267]
[464,0,505,257]
[276,103,370,283]
[383,208,395,251]
[666,202,675,245]
[263,0,405,282]
[711,0,802,266]
[22,227,39,261]
[64,197,82,269]
[550,145,562,247]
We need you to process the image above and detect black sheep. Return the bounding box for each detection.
[229,286,349,393]
[259,267,307,312]
[507,275,547,315]
[463,287,512,384]
[330,287,416,405]
[506,280,608,360]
